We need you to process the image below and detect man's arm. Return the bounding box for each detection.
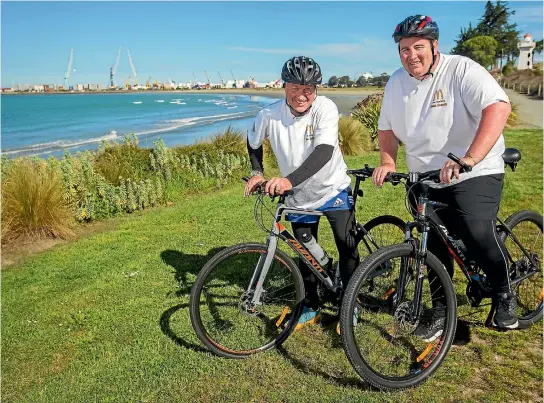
[372,129,400,186]
[440,101,510,183]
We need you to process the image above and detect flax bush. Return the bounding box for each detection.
[351,93,383,147]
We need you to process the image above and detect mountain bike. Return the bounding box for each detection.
[339,149,543,390]
[189,169,406,358]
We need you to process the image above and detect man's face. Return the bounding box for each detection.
[399,37,438,79]
[284,83,317,113]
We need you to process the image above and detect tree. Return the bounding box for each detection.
[338,75,351,87]
[451,1,519,66]
[328,76,338,87]
[356,76,368,87]
[460,36,498,69]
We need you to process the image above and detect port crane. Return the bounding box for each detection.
[204,70,211,87]
[64,48,74,89]
[217,71,226,88]
[192,72,198,88]
[230,70,238,88]
[109,48,121,88]
[127,48,138,89]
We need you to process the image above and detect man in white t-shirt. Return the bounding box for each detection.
[373,15,515,335]
[244,56,359,329]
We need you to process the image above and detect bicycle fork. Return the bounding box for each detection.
[246,229,280,307]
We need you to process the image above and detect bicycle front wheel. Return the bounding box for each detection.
[358,215,406,258]
[340,243,457,390]
[500,210,543,328]
[189,243,305,358]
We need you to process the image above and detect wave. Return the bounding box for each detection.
[133,101,142,104]
[133,111,250,137]
[3,131,119,156]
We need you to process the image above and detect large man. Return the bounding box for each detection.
[372,15,515,336]
[244,56,359,329]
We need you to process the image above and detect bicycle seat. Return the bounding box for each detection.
[502,148,521,164]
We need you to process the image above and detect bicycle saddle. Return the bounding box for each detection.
[502,148,521,171]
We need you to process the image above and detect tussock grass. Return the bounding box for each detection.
[1,158,74,241]
[209,125,246,155]
[338,116,374,155]
[506,101,519,128]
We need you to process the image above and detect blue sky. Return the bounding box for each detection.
[1,1,542,86]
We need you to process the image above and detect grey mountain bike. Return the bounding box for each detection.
[189,170,406,359]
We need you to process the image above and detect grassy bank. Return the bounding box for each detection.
[1,129,542,402]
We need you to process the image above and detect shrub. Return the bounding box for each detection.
[350,93,383,144]
[506,102,519,128]
[1,158,74,241]
[338,116,373,155]
[94,134,151,185]
[209,126,246,155]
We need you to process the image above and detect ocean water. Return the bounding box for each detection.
[1,92,278,158]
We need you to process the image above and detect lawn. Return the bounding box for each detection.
[2,129,542,402]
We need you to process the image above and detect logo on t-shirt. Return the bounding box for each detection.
[305,125,315,141]
[332,197,344,207]
[431,89,447,108]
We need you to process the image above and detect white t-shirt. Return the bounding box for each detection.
[247,95,351,209]
[378,54,510,187]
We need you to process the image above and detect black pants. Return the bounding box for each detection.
[291,208,360,309]
[409,174,510,295]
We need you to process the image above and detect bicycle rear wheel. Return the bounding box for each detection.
[189,243,305,358]
[358,215,406,258]
[340,243,457,390]
[500,210,543,328]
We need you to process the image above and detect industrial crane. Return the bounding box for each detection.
[109,48,121,89]
[230,70,237,88]
[217,71,225,87]
[204,70,211,87]
[127,48,138,88]
[64,48,74,90]
[193,72,198,88]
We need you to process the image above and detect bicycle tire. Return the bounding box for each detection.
[340,243,457,390]
[189,242,305,358]
[358,215,407,258]
[500,210,543,328]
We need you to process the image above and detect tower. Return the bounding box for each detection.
[517,33,536,70]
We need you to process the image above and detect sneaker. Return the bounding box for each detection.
[492,292,519,329]
[293,306,321,330]
[413,303,446,342]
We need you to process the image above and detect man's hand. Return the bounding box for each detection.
[244,175,265,197]
[372,163,396,187]
[440,157,475,184]
[264,177,293,196]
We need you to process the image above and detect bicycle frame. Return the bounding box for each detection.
[402,181,541,318]
[247,197,338,307]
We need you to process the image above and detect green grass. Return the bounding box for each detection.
[2,129,542,402]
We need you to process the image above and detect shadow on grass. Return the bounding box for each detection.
[161,247,227,295]
[276,344,373,390]
[159,247,227,353]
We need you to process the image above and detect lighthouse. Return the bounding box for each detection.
[517,33,536,70]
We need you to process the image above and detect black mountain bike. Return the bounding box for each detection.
[189,169,406,358]
[340,149,543,390]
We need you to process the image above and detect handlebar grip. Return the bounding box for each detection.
[447,153,472,173]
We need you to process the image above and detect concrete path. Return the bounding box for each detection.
[504,89,543,129]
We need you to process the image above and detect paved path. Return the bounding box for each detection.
[504,89,543,129]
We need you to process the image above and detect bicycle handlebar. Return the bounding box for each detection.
[241,177,294,199]
[347,153,472,185]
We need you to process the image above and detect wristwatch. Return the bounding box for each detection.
[250,170,264,177]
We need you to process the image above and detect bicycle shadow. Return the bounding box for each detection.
[159,247,228,352]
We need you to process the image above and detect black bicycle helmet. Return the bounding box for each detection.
[281,56,322,86]
[393,15,439,44]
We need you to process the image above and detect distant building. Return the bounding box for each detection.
[517,33,536,70]
[1,87,13,92]
[362,72,373,80]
